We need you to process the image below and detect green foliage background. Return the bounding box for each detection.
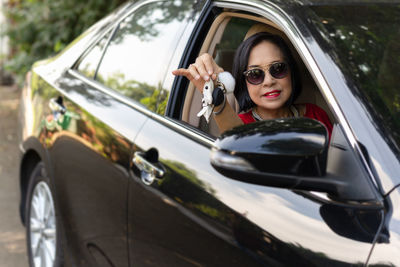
[3,0,128,83]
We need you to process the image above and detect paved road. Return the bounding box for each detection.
[0,85,27,266]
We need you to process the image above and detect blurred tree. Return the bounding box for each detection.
[2,0,127,84]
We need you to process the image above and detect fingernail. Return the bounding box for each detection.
[195,75,200,80]
[208,70,213,75]
[204,75,209,80]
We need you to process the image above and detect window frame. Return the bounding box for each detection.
[158,0,378,190]
[74,25,119,79]
[73,22,118,74]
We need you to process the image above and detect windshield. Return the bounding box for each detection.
[305,3,400,151]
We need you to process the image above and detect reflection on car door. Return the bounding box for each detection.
[76,0,208,265]
[129,119,266,266]
[47,70,148,266]
[131,118,381,266]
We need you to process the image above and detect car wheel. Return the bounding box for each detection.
[25,162,63,267]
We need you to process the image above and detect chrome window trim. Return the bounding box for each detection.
[68,69,154,118]
[65,0,216,148]
[73,22,115,70]
[74,24,119,73]
[214,0,376,182]
[151,113,216,147]
[68,69,216,147]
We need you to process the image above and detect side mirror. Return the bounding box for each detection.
[210,118,377,201]
[212,117,328,177]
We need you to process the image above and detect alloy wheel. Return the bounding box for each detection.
[29,181,57,267]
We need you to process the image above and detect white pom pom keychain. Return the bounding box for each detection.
[217,71,235,94]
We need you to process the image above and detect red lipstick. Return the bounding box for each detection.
[263,90,281,98]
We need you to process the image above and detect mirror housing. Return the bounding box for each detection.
[211,118,375,200]
[213,118,328,177]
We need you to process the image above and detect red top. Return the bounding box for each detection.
[238,103,333,138]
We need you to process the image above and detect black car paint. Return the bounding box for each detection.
[291,3,400,194]
[18,0,400,266]
[132,117,387,266]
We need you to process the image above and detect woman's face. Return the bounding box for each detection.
[246,40,292,113]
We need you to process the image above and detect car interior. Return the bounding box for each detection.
[181,13,335,137]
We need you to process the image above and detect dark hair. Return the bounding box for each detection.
[232,32,302,113]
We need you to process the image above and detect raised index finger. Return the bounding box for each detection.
[201,54,215,77]
[172,68,192,80]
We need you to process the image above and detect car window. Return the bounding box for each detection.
[180,13,333,138]
[180,16,257,137]
[76,31,112,78]
[94,0,192,113]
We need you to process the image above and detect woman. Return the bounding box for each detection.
[173,32,332,136]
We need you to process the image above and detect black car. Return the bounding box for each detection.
[19,0,400,266]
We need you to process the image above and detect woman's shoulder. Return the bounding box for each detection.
[238,110,255,124]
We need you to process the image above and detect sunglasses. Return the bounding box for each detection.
[243,62,289,85]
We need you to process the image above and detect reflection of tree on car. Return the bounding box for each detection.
[111,1,197,43]
[96,71,168,114]
[37,73,132,164]
[306,4,400,148]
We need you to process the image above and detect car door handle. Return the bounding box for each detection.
[133,149,165,185]
[49,97,66,114]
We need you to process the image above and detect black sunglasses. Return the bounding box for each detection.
[243,62,289,85]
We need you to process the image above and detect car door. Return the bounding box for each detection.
[51,0,202,264]
[48,73,143,266]
[39,3,150,266]
[129,1,386,266]
[44,25,143,267]
[71,0,210,266]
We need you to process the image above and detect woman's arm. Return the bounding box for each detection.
[212,98,243,133]
[172,53,243,133]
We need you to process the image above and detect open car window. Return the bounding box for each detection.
[179,12,335,138]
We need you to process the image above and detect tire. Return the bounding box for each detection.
[25,162,64,267]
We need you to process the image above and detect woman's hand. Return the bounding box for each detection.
[172,53,224,92]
